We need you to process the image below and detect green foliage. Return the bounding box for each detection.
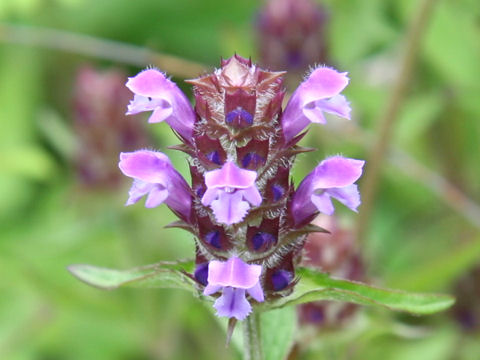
[68,260,195,291]
[261,307,296,360]
[265,268,454,315]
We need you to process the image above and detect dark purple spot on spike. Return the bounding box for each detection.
[194,263,209,286]
[271,270,293,291]
[242,153,265,169]
[225,107,253,128]
[206,151,221,165]
[272,184,285,202]
[205,231,221,249]
[194,185,205,198]
[252,232,276,250]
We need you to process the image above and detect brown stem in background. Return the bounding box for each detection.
[0,23,208,78]
[355,0,439,244]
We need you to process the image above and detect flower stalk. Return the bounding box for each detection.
[243,311,263,360]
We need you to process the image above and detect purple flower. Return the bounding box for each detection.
[204,256,264,320]
[282,67,351,142]
[126,69,195,141]
[291,156,364,225]
[201,161,262,225]
[119,150,192,220]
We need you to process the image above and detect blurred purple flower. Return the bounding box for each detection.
[119,150,191,220]
[201,161,262,225]
[282,67,351,142]
[204,256,264,320]
[73,66,149,188]
[257,0,328,72]
[291,156,364,225]
[126,69,195,141]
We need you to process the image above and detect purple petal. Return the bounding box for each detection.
[208,257,262,289]
[247,282,265,302]
[310,192,334,215]
[164,182,193,220]
[203,284,222,296]
[327,184,361,212]
[145,186,169,208]
[201,188,219,206]
[119,150,192,218]
[205,161,257,189]
[290,172,314,209]
[126,179,155,206]
[126,69,172,98]
[303,101,327,124]
[301,67,349,102]
[148,100,174,123]
[316,94,351,120]
[126,68,195,140]
[281,67,350,142]
[214,287,252,320]
[119,150,172,184]
[241,186,263,206]
[281,95,310,142]
[211,191,250,225]
[311,156,364,189]
[126,94,161,115]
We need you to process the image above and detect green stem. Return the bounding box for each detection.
[243,310,263,360]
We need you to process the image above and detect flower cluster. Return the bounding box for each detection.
[119,55,364,320]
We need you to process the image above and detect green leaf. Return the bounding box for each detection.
[263,267,454,315]
[388,237,480,292]
[261,307,296,360]
[68,260,195,291]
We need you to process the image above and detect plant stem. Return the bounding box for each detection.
[355,0,438,244]
[243,310,263,360]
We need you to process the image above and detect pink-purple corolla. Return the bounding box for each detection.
[291,156,364,226]
[201,161,262,225]
[282,67,351,142]
[126,69,196,141]
[119,150,192,221]
[204,256,264,320]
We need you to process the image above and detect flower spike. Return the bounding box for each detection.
[114,56,365,322]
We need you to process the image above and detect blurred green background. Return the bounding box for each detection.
[1,0,479,359]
